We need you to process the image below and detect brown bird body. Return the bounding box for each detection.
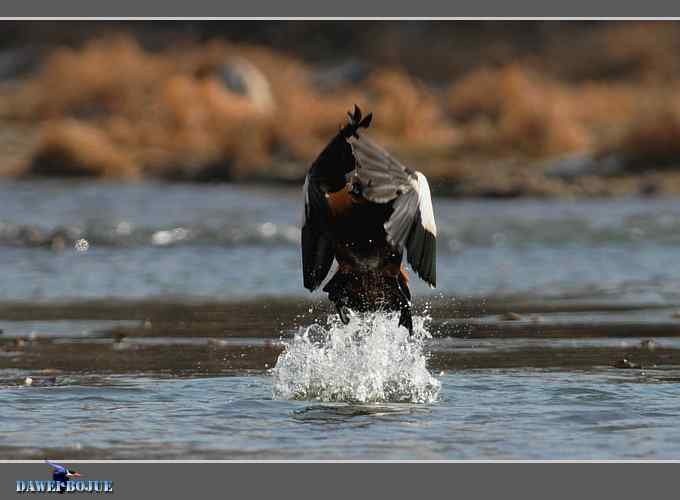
[301,106,437,333]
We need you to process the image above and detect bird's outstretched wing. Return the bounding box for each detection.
[301,174,335,291]
[350,135,437,287]
[349,135,416,203]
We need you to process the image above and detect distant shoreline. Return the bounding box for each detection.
[2,23,680,198]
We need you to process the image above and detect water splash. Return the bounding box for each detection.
[271,312,440,403]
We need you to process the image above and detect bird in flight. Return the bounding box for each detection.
[302,105,437,333]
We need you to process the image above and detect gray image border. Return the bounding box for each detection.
[0,0,679,17]
[4,462,680,499]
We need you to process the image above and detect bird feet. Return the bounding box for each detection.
[398,308,414,336]
[335,303,352,325]
[394,276,414,335]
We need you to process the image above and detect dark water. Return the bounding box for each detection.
[2,179,680,459]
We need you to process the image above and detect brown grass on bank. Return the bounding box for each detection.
[9,36,424,180]
[615,93,680,167]
[9,37,277,179]
[446,62,680,171]
[447,65,590,156]
[33,119,139,178]
[219,44,362,163]
[7,29,680,187]
[363,69,457,150]
[12,36,173,120]
[598,22,680,83]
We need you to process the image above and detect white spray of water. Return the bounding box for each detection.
[271,312,441,403]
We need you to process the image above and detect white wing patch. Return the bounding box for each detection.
[416,172,437,236]
[319,258,339,290]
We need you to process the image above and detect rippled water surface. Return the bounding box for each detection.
[2,180,680,459]
[3,368,680,459]
[3,179,680,302]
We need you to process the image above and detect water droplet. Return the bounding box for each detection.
[271,312,440,403]
[152,227,188,246]
[116,221,132,235]
[259,222,276,238]
[74,238,89,252]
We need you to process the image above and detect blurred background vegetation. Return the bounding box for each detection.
[2,20,680,196]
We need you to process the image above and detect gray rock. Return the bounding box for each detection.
[218,57,274,113]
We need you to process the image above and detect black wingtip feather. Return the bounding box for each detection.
[406,227,436,288]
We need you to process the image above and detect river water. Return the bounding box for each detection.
[1,179,680,459]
